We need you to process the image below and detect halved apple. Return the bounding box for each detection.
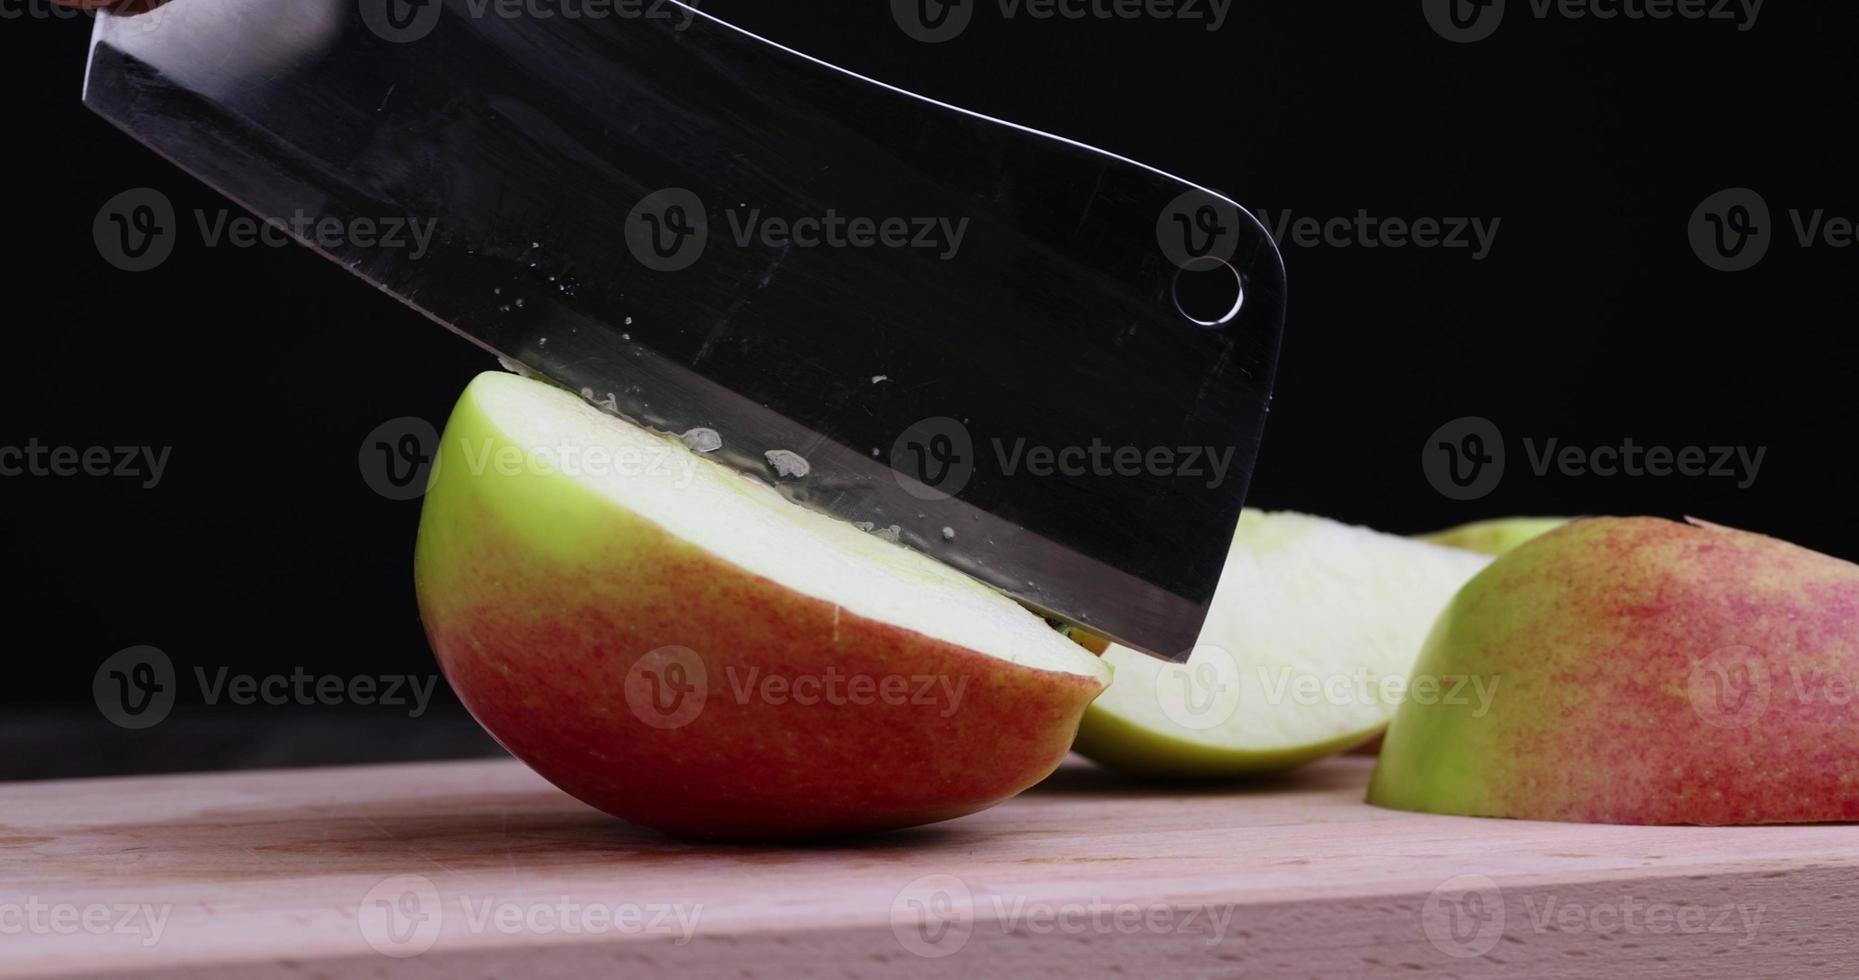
[415,372,1109,841]
[1370,518,1859,825]
[1072,512,1490,779]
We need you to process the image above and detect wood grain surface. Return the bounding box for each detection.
[2,755,1854,978]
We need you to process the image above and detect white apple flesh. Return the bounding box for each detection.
[1072,511,1491,779]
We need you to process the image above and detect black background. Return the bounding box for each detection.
[4,0,1854,777]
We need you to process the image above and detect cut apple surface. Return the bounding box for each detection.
[415,372,1108,841]
[1370,517,1859,825]
[1072,511,1491,779]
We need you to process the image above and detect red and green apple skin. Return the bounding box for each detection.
[1350,516,1570,756]
[1370,517,1859,825]
[415,373,1108,841]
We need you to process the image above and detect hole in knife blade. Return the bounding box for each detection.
[1171,257,1245,327]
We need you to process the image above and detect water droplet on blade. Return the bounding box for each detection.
[764,450,810,480]
[681,428,723,453]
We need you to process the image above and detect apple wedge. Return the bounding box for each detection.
[1071,511,1491,779]
[1370,517,1859,825]
[415,372,1109,841]
[1417,516,1569,556]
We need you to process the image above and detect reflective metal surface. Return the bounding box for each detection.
[85,0,1285,660]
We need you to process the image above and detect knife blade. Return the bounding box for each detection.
[83,0,1284,660]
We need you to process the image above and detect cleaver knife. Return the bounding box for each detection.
[83,0,1284,660]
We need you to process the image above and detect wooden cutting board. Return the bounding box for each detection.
[2,755,1854,979]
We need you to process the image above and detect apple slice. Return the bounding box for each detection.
[1370,517,1859,825]
[1071,512,1490,779]
[415,372,1108,841]
[1417,516,1570,556]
